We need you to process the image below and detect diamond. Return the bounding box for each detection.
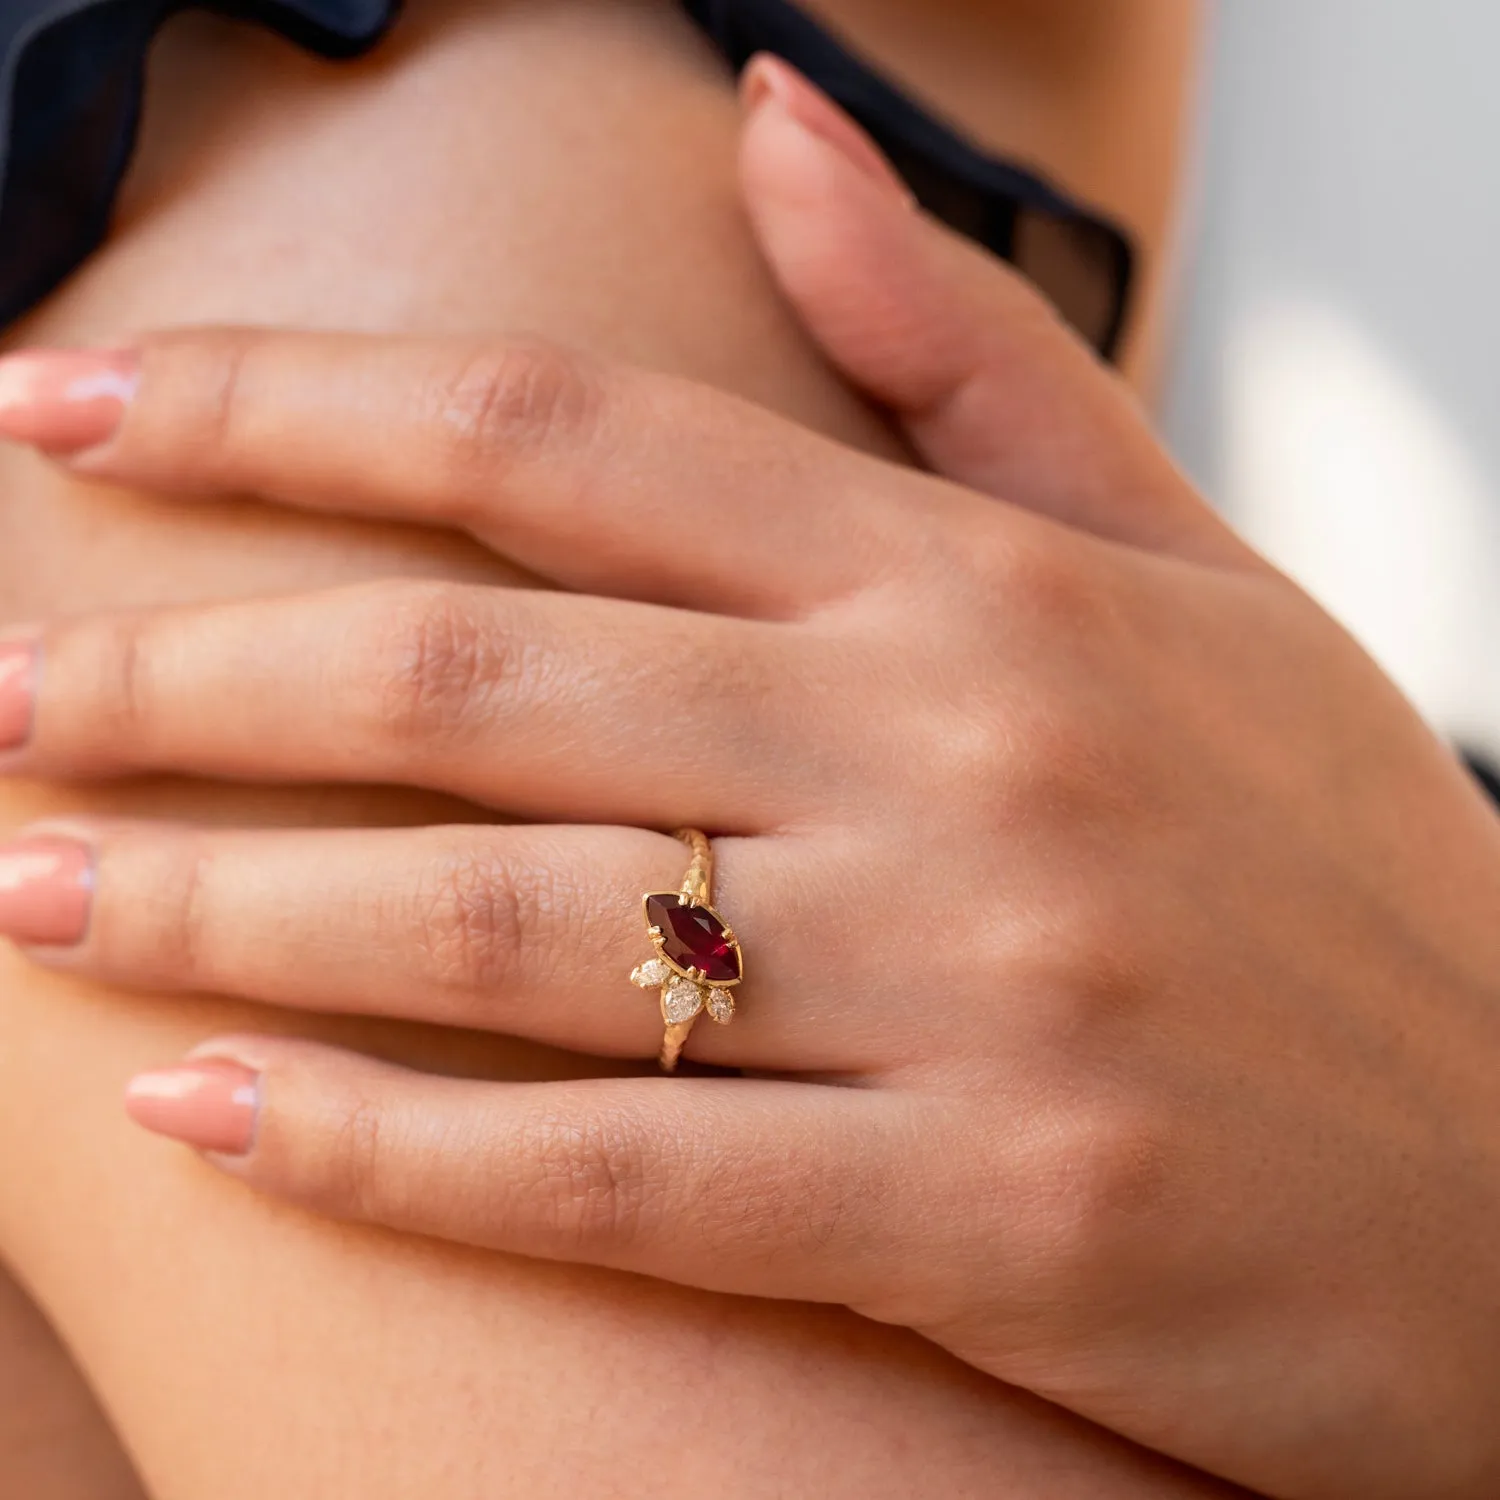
[705,988,735,1025]
[631,958,670,988]
[644,895,742,983]
[662,977,706,1024]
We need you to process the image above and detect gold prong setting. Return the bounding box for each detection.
[632,831,743,1069]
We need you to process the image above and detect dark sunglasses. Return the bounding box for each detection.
[685,0,1136,362]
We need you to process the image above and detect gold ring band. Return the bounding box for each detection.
[630,829,744,1072]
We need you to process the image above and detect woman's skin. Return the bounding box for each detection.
[6,57,1499,1499]
[800,0,1200,391]
[0,1266,145,1500]
[0,1,1212,1495]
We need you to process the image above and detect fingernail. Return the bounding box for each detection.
[741,54,913,204]
[0,639,36,750]
[124,1058,261,1157]
[0,349,140,455]
[0,836,93,947]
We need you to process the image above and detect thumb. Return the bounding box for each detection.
[737,55,1242,563]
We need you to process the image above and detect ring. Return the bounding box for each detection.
[630,829,744,1072]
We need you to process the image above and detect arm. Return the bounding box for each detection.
[0,3,1217,1498]
[5,54,1494,1500]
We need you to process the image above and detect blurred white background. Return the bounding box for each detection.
[1163,2,1500,756]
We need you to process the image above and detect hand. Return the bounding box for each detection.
[1,58,1497,1500]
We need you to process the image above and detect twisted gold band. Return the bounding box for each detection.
[676,828,713,907]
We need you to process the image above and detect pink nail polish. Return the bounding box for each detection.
[125,1059,261,1157]
[0,837,93,947]
[0,349,139,455]
[0,639,36,750]
[742,54,913,204]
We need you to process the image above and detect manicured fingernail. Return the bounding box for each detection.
[0,836,93,947]
[741,54,913,204]
[125,1058,261,1157]
[0,639,36,750]
[0,348,139,455]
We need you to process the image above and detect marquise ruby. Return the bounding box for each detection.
[645,894,741,983]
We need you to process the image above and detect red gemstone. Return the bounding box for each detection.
[645,894,741,983]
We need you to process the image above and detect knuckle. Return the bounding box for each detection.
[132,327,262,478]
[983,887,1155,1055]
[150,834,216,982]
[915,691,1127,843]
[95,831,216,982]
[1016,1104,1171,1292]
[325,1087,402,1224]
[436,339,603,495]
[352,583,501,749]
[1005,705,1126,826]
[990,533,1097,631]
[295,1073,437,1232]
[889,575,1135,833]
[1051,902,1153,1026]
[408,850,525,998]
[111,617,153,742]
[513,1107,664,1254]
[78,613,165,755]
[405,846,571,1001]
[191,329,257,474]
[904,705,1012,810]
[961,523,1125,656]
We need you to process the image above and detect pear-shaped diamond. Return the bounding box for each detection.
[705,988,735,1025]
[631,958,670,989]
[662,977,706,1024]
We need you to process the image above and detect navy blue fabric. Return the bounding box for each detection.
[0,0,394,328]
[0,0,1133,357]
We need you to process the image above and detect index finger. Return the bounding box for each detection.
[0,330,920,618]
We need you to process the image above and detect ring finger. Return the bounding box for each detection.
[0,820,864,1070]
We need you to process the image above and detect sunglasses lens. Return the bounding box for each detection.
[1013,207,1129,356]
